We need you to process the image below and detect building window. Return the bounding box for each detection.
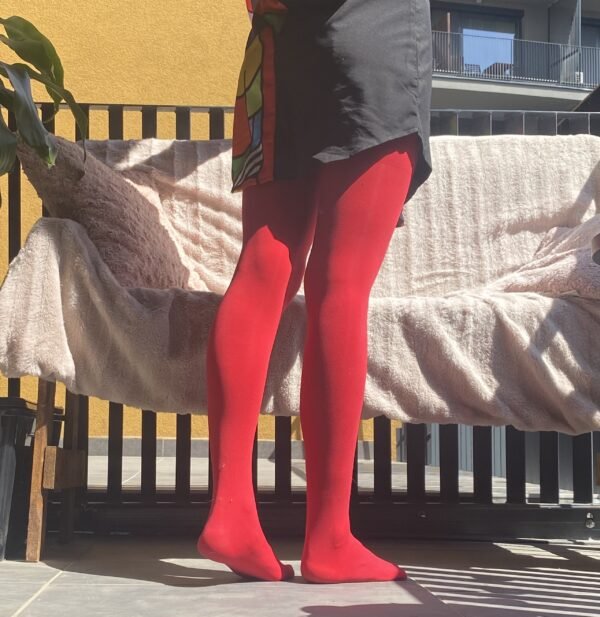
[432,7,521,78]
[582,22,600,48]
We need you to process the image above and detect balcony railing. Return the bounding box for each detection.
[432,30,600,89]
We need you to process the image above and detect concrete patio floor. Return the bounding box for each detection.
[2,533,599,617]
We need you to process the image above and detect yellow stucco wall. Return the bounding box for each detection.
[0,1,401,448]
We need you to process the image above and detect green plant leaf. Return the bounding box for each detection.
[0,16,64,83]
[0,34,50,74]
[0,108,17,176]
[0,15,64,111]
[0,109,17,208]
[15,63,88,161]
[0,63,56,166]
[0,76,15,111]
[0,33,62,112]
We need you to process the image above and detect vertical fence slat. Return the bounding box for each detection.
[176,413,191,501]
[76,394,89,501]
[206,105,225,498]
[208,441,213,499]
[439,423,459,502]
[406,423,426,502]
[252,428,258,495]
[75,103,90,141]
[274,416,292,500]
[209,107,225,140]
[40,103,55,218]
[572,433,594,503]
[373,416,392,500]
[59,390,80,542]
[540,431,560,503]
[175,107,191,140]
[7,111,21,399]
[107,401,123,502]
[69,85,88,381]
[108,105,124,139]
[351,444,359,501]
[141,409,157,502]
[473,425,493,503]
[142,105,158,139]
[506,425,526,504]
[63,98,91,506]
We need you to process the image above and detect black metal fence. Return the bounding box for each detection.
[4,104,600,542]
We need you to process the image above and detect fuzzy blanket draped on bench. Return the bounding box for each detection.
[1,134,600,435]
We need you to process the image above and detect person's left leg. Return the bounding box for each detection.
[197,171,318,581]
[300,132,420,583]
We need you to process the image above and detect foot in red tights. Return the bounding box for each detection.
[301,532,407,584]
[197,497,295,581]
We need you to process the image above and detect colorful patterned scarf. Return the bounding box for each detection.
[231,1,289,192]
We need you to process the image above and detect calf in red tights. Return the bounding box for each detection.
[197,132,420,583]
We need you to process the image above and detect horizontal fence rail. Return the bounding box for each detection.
[432,30,600,89]
[3,104,600,541]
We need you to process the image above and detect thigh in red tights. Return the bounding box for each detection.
[197,132,419,583]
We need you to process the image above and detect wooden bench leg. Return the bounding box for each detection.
[25,379,56,562]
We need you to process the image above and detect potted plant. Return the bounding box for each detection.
[0,15,88,205]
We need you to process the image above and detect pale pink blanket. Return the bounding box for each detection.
[1,134,600,435]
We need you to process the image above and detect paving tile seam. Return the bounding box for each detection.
[9,569,66,617]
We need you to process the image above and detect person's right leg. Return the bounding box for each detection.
[197,172,318,581]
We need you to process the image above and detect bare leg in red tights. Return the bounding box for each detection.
[197,132,419,583]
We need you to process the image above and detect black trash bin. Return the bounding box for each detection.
[0,398,36,561]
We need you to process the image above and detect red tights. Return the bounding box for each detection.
[197,132,420,583]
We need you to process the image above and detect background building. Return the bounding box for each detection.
[431,0,600,110]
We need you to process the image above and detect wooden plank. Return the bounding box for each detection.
[42,447,86,490]
[26,379,56,562]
